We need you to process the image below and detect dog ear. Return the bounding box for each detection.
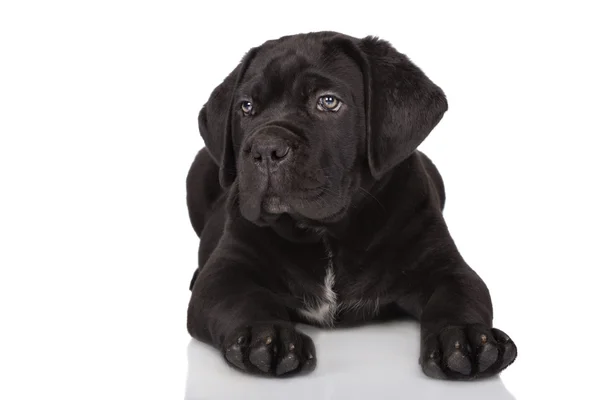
[198,49,257,188]
[361,37,448,179]
[334,36,448,179]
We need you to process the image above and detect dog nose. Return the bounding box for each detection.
[251,137,290,165]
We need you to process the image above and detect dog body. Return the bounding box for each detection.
[186,32,517,379]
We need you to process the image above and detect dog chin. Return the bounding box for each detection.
[297,203,350,224]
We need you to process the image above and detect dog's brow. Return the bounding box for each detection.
[300,71,335,87]
[296,71,351,99]
[236,78,264,101]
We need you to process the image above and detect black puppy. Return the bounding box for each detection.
[186,31,517,380]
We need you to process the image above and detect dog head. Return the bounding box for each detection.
[198,32,447,226]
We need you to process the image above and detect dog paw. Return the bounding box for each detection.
[420,325,517,380]
[223,323,316,377]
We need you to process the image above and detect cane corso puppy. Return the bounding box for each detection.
[186,31,517,380]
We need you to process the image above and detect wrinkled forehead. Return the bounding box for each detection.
[239,37,363,102]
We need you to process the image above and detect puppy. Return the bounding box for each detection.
[186,31,517,380]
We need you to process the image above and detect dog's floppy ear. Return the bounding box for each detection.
[336,36,448,179]
[198,49,257,188]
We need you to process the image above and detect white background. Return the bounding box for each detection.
[1,1,599,399]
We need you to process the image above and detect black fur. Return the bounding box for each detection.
[186,32,517,379]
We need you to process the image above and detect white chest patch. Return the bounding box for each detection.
[297,244,338,326]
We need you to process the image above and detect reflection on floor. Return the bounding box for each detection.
[185,321,515,400]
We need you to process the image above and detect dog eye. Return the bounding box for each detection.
[241,101,253,115]
[317,95,342,112]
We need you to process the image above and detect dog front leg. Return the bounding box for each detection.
[418,262,517,380]
[187,254,316,377]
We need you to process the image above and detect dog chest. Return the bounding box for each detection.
[295,239,385,326]
[297,240,338,326]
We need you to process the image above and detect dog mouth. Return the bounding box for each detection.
[261,186,332,217]
[262,196,292,214]
[239,171,355,226]
[257,185,351,224]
